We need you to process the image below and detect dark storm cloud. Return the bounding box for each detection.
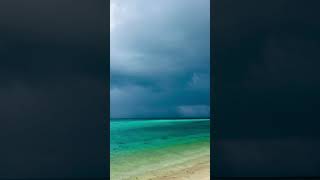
[213,0,320,177]
[0,0,108,178]
[110,0,210,118]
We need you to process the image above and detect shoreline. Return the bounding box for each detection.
[110,119,210,180]
[111,141,210,180]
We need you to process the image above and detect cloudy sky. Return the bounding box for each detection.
[110,0,210,118]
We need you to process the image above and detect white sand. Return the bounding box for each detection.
[122,154,210,180]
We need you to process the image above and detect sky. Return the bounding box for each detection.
[1,0,320,178]
[110,0,210,118]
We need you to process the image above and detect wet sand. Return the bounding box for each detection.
[122,154,210,180]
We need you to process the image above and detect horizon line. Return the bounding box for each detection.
[110,117,210,120]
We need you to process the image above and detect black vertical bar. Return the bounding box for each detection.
[0,0,109,179]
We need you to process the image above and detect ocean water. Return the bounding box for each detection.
[110,118,210,179]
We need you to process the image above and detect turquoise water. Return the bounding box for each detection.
[110,118,210,179]
[111,119,210,157]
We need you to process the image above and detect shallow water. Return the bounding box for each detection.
[110,119,210,179]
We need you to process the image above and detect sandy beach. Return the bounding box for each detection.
[125,154,210,180]
[112,146,210,180]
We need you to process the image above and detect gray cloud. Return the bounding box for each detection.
[110,0,210,118]
[177,105,210,117]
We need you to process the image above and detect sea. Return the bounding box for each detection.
[110,118,210,179]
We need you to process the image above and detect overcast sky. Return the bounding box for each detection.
[110,0,210,118]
